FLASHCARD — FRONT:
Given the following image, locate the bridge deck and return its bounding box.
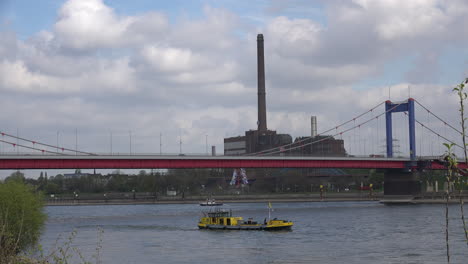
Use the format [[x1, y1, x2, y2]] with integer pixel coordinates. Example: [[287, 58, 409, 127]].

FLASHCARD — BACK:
[[0, 155, 461, 170]]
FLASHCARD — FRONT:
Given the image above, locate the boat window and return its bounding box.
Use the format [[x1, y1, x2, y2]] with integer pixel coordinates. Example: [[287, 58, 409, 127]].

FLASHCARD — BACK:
[[227, 218, 231, 225]]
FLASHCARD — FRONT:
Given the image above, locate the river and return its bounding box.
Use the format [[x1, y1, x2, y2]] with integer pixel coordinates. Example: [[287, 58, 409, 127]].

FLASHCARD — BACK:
[[40, 202, 467, 263]]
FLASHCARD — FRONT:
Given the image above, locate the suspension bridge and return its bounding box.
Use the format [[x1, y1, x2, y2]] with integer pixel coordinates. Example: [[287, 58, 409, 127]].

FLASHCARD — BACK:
[[0, 98, 465, 167], [0, 98, 466, 196]]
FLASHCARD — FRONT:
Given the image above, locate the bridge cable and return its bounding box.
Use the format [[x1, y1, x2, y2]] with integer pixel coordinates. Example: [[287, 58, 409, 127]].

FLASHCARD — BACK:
[[245, 101, 385, 156], [403, 112, 464, 151], [0, 131, 96, 155], [253, 101, 404, 156], [258, 102, 400, 156], [260, 106, 401, 156], [0, 139, 70, 155], [415, 100, 463, 135]]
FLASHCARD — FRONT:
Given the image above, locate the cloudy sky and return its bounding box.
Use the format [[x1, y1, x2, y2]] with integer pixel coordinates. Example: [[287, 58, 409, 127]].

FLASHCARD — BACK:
[[1, 0, 468, 177]]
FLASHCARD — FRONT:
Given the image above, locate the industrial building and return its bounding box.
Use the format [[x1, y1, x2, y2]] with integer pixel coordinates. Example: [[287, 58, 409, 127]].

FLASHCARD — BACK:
[[290, 135, 346, 156], [224, 34, 345, 157]]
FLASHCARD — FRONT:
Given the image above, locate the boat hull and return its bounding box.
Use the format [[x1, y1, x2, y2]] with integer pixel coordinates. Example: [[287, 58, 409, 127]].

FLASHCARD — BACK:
[[198, 223, 292, 231]]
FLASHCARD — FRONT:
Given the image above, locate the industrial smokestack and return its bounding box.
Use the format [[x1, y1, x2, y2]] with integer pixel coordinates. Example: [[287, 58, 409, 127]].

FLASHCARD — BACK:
[[257, 34, 267, 132], [311, 116, 317, 137]]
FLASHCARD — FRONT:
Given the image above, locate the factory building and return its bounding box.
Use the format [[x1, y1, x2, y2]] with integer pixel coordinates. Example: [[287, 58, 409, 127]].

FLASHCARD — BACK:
[[223, 34, 345, 157], [224, 136, 246, 155], [244, 130, 292, 154], [290, 135, 346, 157]]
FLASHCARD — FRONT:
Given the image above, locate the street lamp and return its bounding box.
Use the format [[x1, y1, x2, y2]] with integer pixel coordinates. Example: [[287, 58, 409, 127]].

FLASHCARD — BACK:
[[56, 131, 59, 153], [110, 131, 113, 155], [129, 130, 132, 155], [179, 134, 182, 154], [75, 128, 78, 155]]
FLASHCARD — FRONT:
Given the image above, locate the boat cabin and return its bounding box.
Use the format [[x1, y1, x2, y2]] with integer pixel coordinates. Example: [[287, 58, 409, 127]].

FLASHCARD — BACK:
[[199, 210, 244, 226]]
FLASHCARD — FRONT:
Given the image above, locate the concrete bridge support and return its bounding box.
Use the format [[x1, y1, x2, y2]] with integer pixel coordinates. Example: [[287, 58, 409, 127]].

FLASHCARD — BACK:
[[384, 169, 421, 196]]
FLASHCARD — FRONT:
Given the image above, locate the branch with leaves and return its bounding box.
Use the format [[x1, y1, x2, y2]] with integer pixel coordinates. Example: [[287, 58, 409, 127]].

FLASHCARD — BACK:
[[452, 79, 468, 246]]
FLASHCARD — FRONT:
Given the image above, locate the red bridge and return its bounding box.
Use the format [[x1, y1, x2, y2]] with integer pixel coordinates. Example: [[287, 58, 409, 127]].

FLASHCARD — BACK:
[[0, 154, 463, 170]]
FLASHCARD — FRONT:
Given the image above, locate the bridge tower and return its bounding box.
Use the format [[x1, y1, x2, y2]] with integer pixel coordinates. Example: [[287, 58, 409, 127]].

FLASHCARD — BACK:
[[384, 98, 420, 198], [385, 98, 416, 160]]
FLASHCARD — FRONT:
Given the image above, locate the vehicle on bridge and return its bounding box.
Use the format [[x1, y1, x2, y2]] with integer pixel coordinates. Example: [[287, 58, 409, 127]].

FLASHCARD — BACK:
[[197, 209, 293, 231]]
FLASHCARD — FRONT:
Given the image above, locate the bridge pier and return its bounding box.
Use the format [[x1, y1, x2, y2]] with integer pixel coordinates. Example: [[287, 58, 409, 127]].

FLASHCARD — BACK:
[[384, 169, 421, 197]]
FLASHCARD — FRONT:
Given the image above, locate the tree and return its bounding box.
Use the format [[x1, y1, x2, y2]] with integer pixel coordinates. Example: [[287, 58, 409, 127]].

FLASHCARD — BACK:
[[4, 171, 25, 183], [44, 182, 61, 195], [0, 180, 46, 261], [367, 169, 384, 189]]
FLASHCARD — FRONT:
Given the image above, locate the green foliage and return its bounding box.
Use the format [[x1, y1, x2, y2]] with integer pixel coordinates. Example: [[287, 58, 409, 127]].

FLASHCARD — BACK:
[[5, 171, 26, 183], [367, 170, 384, 189], [443, 143, 458, 171], [44, 183, 61, 195], [445, 77, 468, 261], [0, 180, 46, 260]]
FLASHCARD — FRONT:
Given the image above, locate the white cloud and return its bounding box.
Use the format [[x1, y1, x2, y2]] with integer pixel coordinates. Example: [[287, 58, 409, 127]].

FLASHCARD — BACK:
[[54, 0, 168, 50], [0, 60, 70, 93], [0, 57, 136, 94], [54, 0, 131, 49], [359, 0, 449, 40], [266, 16, 321, 57], [141, 45, 208, 72], [0, 0, 467, 164], [170, 6, 240, 51], [334, 0, 468, 43]]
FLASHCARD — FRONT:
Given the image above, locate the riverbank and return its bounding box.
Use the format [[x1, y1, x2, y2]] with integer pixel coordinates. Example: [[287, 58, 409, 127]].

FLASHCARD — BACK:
[[45, 192, 468, 206]]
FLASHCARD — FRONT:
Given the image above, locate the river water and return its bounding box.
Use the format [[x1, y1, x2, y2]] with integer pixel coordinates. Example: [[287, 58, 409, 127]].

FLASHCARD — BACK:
[[41, 202, 467, 264]]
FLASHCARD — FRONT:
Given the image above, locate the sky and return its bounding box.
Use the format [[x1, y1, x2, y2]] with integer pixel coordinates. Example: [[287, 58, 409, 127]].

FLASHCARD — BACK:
[[1, 0, 468, 178]]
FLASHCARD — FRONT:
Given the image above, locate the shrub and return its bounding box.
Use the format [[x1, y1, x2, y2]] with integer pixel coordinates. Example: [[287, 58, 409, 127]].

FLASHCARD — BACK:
[[0, 180, 46, 261]]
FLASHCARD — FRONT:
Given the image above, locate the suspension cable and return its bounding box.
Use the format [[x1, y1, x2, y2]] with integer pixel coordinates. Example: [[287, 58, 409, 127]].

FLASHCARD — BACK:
[[0, 131, 95, 155], [260, 108, 393, 156], [246, 101, 385, 156], [254, 101, 404, 156], [403, 112, 464, 150], [0, 139, 70, 155], [415, 99, 462, 135]]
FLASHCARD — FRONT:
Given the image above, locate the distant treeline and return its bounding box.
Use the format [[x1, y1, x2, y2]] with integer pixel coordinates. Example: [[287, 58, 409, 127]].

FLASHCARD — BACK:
[[4, 169, 228, 196], [3, 168, 454, 196]]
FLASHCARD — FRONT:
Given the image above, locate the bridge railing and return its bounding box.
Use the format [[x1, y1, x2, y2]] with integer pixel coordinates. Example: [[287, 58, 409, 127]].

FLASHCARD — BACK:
[[0, 151, 444, 160], [0, 151, 457, 163]]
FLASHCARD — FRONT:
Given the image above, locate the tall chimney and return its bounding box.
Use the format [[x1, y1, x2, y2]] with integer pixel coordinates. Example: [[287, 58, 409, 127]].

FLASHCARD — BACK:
[[311, 116, 317, 137], [257, 34, 267, 132]]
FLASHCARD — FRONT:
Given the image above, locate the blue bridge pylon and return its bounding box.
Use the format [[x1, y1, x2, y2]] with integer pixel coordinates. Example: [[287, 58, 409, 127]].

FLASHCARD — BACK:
[[385, 98, 416, 160]]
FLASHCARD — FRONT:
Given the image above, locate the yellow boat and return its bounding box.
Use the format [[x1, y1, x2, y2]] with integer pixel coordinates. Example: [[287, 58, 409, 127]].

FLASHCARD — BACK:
[[197, 209, 293, 231]]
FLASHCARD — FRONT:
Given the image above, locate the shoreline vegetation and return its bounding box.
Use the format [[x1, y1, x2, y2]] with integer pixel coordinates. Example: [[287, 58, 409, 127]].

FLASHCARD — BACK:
[[45, 192, 468, 206]]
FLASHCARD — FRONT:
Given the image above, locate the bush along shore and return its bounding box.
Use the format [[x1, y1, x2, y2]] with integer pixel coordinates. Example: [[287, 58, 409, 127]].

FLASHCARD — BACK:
[[1, 179, 106, 264]]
